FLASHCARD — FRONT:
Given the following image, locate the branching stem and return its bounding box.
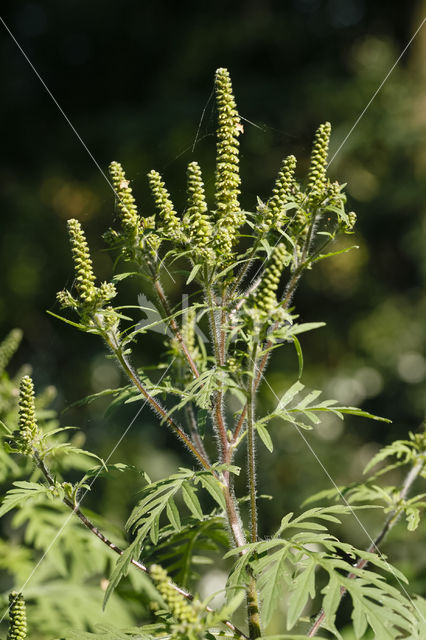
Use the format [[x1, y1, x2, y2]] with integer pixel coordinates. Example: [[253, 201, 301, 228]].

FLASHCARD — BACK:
[[33, 453, 248, 639], [308, 455, 425, 637], [104, 330, 211, 471]]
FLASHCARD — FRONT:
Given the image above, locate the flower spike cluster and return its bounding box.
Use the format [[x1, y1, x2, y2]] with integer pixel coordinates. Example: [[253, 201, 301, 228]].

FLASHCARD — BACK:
[[148, 170, 182, 241], [67, 217, 96, 303], [214, 67, 245, 256], [307, 121, 331, 203], [57, 219, 117, 314], [7, 592, 27, 640], [17, 375, 40, 454]]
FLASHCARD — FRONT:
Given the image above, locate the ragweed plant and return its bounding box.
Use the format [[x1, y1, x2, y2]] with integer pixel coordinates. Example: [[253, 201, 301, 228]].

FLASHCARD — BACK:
[[1, 68, 425, 639]]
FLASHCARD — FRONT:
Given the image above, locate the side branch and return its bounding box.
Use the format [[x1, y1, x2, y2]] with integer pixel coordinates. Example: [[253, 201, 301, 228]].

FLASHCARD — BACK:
[[308, 456, 425, 637], [105, 332, 211, 471], [34, 454, 248, 640]]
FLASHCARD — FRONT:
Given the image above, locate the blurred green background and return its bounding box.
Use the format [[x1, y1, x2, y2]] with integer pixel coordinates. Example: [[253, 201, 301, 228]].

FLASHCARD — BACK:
[[0, 0, 425, 636]]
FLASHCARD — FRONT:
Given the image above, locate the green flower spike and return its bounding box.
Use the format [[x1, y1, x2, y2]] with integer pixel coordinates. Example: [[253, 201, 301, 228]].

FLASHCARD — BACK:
[[253, 243, 287, 315], [307, 121, 331, 203], [184, 161, 213, 259], [150, 564, 202, 637], [66, 218, 97, 303], [263, 154, 297, 230], [148, 169, 182, 241], [57, 219, 117, 312], [109, 161, 140, 233], [17, 375, 39, 454], [7, 592, 27, 640], [214, 67, 245, 256], [0, 328, 23, 375]]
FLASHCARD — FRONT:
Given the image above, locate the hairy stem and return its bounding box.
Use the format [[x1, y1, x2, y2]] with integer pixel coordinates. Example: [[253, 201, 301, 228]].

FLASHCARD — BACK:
[[221, 479, 262, 640], [247, 344, 259, 544], [104, 331, 211, 471], [33, 454, 248, 639], [206, 282, 221, 365], [184, 403, 210, 465], [308, 456, 425, 637], [247, 577, 262, 640]]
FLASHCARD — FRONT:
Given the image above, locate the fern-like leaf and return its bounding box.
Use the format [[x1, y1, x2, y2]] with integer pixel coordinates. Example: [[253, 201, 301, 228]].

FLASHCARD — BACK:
[[0, 481, 53, 518]]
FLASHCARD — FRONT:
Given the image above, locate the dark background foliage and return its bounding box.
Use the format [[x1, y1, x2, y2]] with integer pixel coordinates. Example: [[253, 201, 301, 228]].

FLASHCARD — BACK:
[[0, 0, 425, 631]]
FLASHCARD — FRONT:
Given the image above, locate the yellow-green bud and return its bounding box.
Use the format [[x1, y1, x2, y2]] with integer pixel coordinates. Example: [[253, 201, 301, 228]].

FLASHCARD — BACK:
[[148, 170, 182, 241], [7, 592, 27, 640], [307, 122, 331, 203], [0, 328, 23, 375], [109, 161, 140, 232], [253, 244, 287, 314], [346, 211, 357, 230], [18, 376, 39, 453]]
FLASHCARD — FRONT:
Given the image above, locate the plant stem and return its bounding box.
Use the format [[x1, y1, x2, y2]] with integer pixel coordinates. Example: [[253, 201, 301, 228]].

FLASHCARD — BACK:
[[308, 456, 425, 637], [221, 478, 262, 640], [206, 280, 221, 365], [247, 343, 258, 544], [184, 404, 210, 465], [104, 331, 211, 471], [247, 578, 262, 639], [33, 454, 248, 639]]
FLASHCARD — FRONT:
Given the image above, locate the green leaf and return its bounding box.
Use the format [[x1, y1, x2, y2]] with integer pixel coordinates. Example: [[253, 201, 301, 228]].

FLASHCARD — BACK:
[[0, 481, 53, 518], [276, 381, 305, 410], [103, 539, 139, 609], [271, 381, 391, 430], [256, 422, 273, 452], [293, 335, 303, 378], [166, 496, 181, 531], [313, 245, 359, 263], [83, 463, 140, 481], [289, 322, 326, 336], [46, 310, 88, 331], [111, 271, 143, 283], [181, 481, 203, 520], [320, 572, 342, 638], [196, 473, 226, 510], [287, 558, 316, 629], [186, 263, 202, 284], [258, 544, 291, 627], [406, 506, 420, 531]]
